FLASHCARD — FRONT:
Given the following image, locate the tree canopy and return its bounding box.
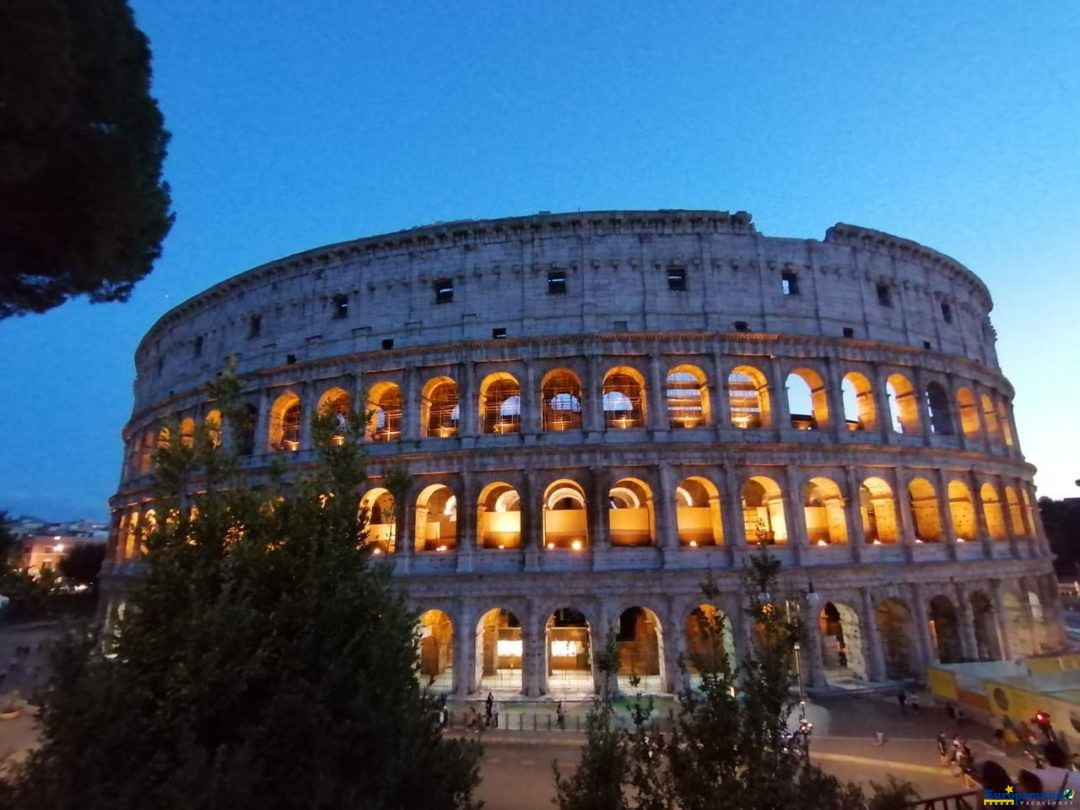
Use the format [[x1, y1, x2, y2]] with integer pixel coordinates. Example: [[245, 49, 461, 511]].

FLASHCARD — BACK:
[[0, 370, 482, 809], [0, 0, 173, 318]]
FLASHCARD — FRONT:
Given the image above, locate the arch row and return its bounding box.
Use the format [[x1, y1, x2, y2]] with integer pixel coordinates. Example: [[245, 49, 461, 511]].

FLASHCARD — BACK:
[[123, 358, 1020, 479]]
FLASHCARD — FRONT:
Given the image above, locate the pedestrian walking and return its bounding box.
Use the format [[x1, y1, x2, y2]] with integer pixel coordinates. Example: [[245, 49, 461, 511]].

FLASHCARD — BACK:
[[897, 690, 907, 715], [485, 691, 494, 724], [491, 700, 500, 730], [556, 701, 566, 730], [874, 731, 886, 746], [958, 743, 977, 789], [937, 732, 948, 766]]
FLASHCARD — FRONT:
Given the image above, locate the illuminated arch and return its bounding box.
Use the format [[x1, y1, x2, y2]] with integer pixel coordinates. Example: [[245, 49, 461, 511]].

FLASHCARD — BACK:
[[786, 367, 828, 430], [803, 477, 847, 545], [602, 367, 646, 429], [475, 608, 524, 694], [367, 382, 402, 442], [479, 372, 521, 435], [947, 479, 977, 542], [841, 372, 876, 431], [980, 483, 1007, 541], [685, 604, 735, 678], [908, 477, 943, 541], [925, 381, 954, 436], [318, 387, 351, 445], [541, 369, 583, 431], [359, 487, 396, 554], [545, 607, 593, 696], [477, 481, 521, 549], [666, 364, 710, 429], [608, 478, 654, 547], [981, 394, 1000, 441], [179, 418, 196, 448], [886, 374, 920, 435], [204, 410, 222, 448], [415, 484, 458, 552], [956, 387, 980, 437], [542, 478, 588, 550], [860, 477, 899, 544], [928, 595, 963, 663], [742, 475, 787, 544], [676, 476, 722, 547], [819, 601, 868, 681], [1005, 486, 1025, 537], [421, 377, 459, 438], [876, 598, 918, 679], [417, 609, 454, 693], [997, 399, 1015, 447], [616, 606, 666, 694], [269, 391, 302, 452], [728, 366, 771, 429]]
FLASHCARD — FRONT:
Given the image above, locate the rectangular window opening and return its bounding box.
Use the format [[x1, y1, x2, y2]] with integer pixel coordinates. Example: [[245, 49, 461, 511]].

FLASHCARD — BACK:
[[667, 266, 687, 291], [193, 336, 203, 358], [248, 314, 262, 339], [842, 327, 855, 339], [923, 340, 933, 350], [492, 327, 507, 340], [332, 294, 349, 319], [781, 272, 799, 296], [286, 353, 297, 365], [434, 278, 454, 304], [381, 338, 394, 350], [734, 321, 749, 333], [941, 302, 953, 323], [547, 270, 567, 295], [876, 283, 892, 307], [613, 320, 629, 333]]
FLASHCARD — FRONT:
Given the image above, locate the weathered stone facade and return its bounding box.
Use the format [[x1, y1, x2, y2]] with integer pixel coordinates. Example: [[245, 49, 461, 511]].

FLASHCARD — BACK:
[[105, 210, 1063, 698]]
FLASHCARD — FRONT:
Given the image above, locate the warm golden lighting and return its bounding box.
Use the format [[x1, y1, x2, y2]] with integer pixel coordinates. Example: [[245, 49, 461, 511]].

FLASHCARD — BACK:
[[816, 539, 828, 546], [688, 540, 698, 547], [546, 542, 555, 549], [372, 547, 382, 555], [570, 539, 583, 551], [436, 544, 448, 552], [873, 539, 882, 545]]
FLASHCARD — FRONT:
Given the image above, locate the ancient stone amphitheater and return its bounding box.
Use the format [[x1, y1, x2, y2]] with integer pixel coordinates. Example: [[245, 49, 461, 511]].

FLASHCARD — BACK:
[[106, 210, 1063, 698]]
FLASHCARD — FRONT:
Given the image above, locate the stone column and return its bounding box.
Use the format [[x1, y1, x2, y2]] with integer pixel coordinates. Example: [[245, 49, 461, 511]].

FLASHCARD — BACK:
[[711, 352, 730, 436], [254, 387, 271, 455], [969, 469, 993, 558], [954, 582, 979, 661], [522, 470, 541, 572], [521, 361, 538, 437], [459, 361, 477, 438], [934, 468, 959, 555], [912, 368, 934, 446], [454, 602, 478, 698], [821, 357, 846, 439], [860, 589, 888, 681], [657, 464, 679, 565], [299, 381, 316, 453], [803, 598, 828, 688], [585, 355, 604, 435], [893, 471, 916, 562], [402, 365, 420, 441], [910, 583, 935, 668], [872, 364, 895, 443], [722, 464, 746, 567], [592, 601, 615, 698], [524, 600, 543, 697], [844, 467, 865, 562], [661, 601, 686, 694], [589, 466, 610, 554], [457, 472, 477, 573], [769, 356, 791, 433], [988, 580, 1013, 661], [392, 482, 417, 573], [1003, 476, 1021, 559], [647, 353, 668, 433], [783, 466, 807, 565]]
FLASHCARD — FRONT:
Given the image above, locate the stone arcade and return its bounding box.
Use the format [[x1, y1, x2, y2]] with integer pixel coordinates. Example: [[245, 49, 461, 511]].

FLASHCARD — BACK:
[[104, 210, 1065, 699]]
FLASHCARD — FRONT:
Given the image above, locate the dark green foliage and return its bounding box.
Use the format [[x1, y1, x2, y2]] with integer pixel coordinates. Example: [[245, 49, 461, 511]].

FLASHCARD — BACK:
[[0, 366, 482, 809], [0, 510, 16, 566], [0, 0, 173, 318], [1040, 497, 1080, 576], [553, 548, 918, 810], [57, 543, 106, 585]]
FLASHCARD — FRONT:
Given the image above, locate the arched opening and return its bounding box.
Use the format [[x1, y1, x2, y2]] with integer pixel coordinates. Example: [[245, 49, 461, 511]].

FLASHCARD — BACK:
[[997, 399, 1015, 447], [608, 478, 654, 547], [803, 477, 848, 545], [415, 484, 457, 552], [541, 369, 583, 432], [861, 477, 899, 544], [1005, 486, 1025, 537], [908, 477, 943, 542], [421, 377, 459, 438], [820, 602, 868, 681], [729, 366, 771, 429], [137, 430, 155, 475], [543, 479, 588, 550], [786, 368, 828, 430], [742, 476, 787, 545], [948, 480, 977, 542], [477, 482, 521, 549], [875, 598, 918, 679], [479, 372, 521, 435], [981, 483, 1007, 540], [1001, 592, 1034, 657], [981, 394, 1000, 441], [928, 595, 964, 663], [603, 367, 646, 429], [616, 607, 665, 694], [475, 608, 523, 695], [359, 487, 396, 554], [676, 476, 723, 547], [546, 608, 593, 696], [685, 605, 735, 685], [269, 392, 302, 452], [926, 381, 954, 436], [319, 387, 351, 445], [841, 372, 876, 431], [957, 387, 980, 437], [417, 609, 454, 693], [666, 364, 710, 429], [204, 410, 222, 448], [886, 374, 920, 434], [366, 382, 402, 442], [970, 591, 1002, 661], [156, 426, 171, 453], [179, 417, 196, 448], [1021, 489, 1036, 539], [236, 403, 258, 456]]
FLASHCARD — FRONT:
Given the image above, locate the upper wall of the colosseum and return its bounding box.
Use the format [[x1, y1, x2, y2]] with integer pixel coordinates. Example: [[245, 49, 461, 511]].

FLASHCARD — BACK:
[[131, 211, 997, 409]]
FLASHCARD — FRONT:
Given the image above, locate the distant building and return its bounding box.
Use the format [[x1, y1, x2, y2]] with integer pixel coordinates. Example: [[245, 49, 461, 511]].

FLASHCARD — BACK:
[[19, 534, 107, 577]]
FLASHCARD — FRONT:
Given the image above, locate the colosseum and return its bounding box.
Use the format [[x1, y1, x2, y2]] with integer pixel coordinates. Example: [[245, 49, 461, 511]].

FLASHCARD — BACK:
[[105, 209, 1065, 699]]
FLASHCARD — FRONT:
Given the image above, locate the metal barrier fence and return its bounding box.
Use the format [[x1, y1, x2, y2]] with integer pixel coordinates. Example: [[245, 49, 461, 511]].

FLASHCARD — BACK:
[[905, 790, 981, 809]]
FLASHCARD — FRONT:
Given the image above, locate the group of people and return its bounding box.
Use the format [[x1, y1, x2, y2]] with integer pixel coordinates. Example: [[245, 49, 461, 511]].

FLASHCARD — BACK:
[[464, 692, 501, 732], [936, 731, 978, 788]]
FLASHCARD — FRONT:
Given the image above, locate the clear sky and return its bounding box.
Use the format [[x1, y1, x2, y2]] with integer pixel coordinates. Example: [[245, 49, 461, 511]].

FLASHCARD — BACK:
[[1, 1, 1078, 520]]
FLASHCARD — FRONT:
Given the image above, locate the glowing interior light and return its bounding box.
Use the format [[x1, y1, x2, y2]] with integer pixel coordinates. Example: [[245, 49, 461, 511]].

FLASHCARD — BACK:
[[372, 547, 382, 555], [688, 540, 698, 547], [956, 537, 965, 543], [550, 640, 581, 657], [915, 538, 924, 544], [546, 542, 555, 549], [816, 539, 828, 546], [496, 639, 523, 657], [872, 539, 882, 545], [436, 544, 447, 552], [570, 539, 583, 551]]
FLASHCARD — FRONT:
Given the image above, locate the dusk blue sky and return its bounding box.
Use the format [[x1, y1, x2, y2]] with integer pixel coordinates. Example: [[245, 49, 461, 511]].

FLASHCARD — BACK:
[[1, 1, 1078, 520]]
